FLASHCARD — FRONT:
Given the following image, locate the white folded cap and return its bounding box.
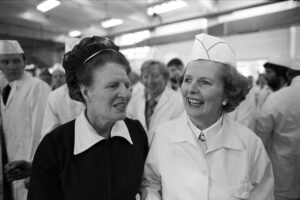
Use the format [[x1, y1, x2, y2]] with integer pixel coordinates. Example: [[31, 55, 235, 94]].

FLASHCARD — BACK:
[[290, 56, 300, 71], [0, 40, 24, 54], [65, 38, 80, 53], [265, 53, 290, 68], [189, 33, 236, 68], [50, 63, 65, 74]]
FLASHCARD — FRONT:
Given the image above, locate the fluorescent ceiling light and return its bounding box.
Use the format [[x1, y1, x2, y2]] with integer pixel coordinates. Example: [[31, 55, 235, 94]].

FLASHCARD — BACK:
[[147, 0, 187, 16], [37, 0, 61, 13], [68, 30, 82, 37], [101, 18, 123, 28]]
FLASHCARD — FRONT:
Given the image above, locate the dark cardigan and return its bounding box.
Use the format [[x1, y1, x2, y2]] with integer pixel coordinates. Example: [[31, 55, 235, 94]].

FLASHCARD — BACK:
[[27, 118, 148, 200]]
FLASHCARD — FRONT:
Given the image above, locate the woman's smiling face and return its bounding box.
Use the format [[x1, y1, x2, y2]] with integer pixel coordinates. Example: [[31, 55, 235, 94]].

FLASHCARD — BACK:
[[181, 60, 225, 128]]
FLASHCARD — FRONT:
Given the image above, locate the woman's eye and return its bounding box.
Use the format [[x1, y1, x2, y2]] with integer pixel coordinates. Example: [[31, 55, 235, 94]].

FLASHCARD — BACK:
[[108, 83, 118, 88], [199, 80, 211, 86], [183, 77, 192, 83]]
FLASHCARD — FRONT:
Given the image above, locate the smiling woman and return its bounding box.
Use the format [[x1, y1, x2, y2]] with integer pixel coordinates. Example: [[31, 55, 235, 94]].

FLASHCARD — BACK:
[[27, 36, 148, 200], [141, 34, 274, 200]]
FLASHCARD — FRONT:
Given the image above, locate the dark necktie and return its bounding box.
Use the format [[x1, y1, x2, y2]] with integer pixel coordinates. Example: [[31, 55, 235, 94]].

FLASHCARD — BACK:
[[2, 84, 11, 105], [145, 99, 157, 129]]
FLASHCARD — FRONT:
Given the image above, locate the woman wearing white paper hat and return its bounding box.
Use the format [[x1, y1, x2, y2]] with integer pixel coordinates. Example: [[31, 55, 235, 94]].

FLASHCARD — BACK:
[[141, 34, 274, 200], [256, 56, 300, 200]]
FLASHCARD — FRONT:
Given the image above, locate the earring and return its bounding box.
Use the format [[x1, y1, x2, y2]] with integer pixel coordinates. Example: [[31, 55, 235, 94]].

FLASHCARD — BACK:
[[222, 101, 227, 106]]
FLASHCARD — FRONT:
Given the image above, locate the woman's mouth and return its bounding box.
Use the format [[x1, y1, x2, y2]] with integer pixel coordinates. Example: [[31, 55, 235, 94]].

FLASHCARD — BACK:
[[187, 97, 204, 106], [114, 102, 127, 111]]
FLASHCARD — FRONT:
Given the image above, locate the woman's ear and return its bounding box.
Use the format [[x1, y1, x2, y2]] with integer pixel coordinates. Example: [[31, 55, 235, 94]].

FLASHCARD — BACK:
[[222, 95, 229, 106], [80, 84, 91, 103]]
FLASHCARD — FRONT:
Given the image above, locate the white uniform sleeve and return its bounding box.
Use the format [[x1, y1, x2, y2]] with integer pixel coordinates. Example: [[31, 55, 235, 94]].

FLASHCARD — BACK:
[[249, 138, 274, 200], [41, 92, 60, 139], [141, 131, 162, 200], [255, 95, 277, 146], [29, 81, 51, 161]]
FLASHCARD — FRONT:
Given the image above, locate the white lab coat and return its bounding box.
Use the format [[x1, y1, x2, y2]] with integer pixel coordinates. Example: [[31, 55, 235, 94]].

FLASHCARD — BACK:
[[141, 113, 274, 200], [1, 73, 50, 200], [229, 86, 256, 131], [255, 76, 300, 200], [127, 87, 184, 144], [256, 85, 273, 110], [41, 84, 84, 138]]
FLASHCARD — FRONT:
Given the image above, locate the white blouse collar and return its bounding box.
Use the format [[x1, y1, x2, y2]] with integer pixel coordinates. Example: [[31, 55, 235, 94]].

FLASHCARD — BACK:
[[74, 111, 133, 155]]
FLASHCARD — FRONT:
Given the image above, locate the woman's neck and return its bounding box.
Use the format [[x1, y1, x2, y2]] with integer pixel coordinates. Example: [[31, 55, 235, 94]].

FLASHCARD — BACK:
[[190, 112, 222, 131], [85, 109, 113, 139]]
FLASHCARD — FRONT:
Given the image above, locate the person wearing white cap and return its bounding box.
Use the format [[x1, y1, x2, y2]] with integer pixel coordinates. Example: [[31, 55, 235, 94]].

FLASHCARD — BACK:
[[0, 40, 51, 200], [41, 39, 84, 139], [256, 54, 290, 110], [50, 63, 66, 90], [255, 56, 300, 200], [141, 33, 274, 200]]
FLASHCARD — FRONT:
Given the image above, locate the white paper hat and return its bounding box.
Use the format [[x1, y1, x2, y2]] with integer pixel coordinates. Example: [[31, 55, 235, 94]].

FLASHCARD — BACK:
[[265, 53, 290, 68], [189, 33, 236, 68], [290, 56, 300, 71], [50, 63, 65, 74], [65, 38, 80, 53], [0, 40, 24, 54]]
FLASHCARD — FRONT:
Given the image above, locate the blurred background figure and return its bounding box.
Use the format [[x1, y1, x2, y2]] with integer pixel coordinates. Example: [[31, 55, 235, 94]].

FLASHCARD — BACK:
[[0, 71, 7, 92], [127, 59, 184, 144], [255, 56, 300, 200], [128, 71, 144, 99], [254, 73, 267, 104], [256, 54, 290, 110], [41, 40, 84, 138], [0, 40, 50, 200], [50, 63, 66, 90], [247, 75, 254, 88], [167, 58, 184, 91], [37, 68, 52, 87]]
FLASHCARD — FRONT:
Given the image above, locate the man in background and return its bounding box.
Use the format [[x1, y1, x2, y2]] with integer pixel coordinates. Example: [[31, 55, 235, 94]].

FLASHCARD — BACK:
[[167, 58, 184, 91], [256, 56, 300, 200], [256, 54, 290, 109], [0, 40, 50, 200]]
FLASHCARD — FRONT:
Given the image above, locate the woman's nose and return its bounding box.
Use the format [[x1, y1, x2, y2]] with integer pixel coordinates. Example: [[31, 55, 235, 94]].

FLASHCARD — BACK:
[[187, 80, 198, 93], [118, 83, 131, 97]]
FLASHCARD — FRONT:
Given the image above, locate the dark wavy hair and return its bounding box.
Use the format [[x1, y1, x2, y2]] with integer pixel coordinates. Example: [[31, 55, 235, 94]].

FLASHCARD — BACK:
[[179, 60, 250, 113], [219, 63, 250, 112], [63, 36, 130, 103], [263, 62, 288, 82]]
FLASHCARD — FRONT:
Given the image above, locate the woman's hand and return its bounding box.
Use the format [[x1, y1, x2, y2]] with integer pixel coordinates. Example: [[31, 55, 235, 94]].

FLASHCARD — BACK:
[[4, 160, 31, 182]]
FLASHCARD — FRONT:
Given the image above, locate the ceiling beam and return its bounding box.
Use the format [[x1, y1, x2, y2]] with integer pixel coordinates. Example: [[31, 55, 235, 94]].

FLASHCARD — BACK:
[[120, 6, 300, 49], [108, 1, 277, 38]]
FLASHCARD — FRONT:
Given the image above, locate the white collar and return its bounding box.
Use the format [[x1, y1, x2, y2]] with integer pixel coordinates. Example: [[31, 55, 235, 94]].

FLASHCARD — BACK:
[[187, 115, 223, 146], [74, 111, 133, 155]]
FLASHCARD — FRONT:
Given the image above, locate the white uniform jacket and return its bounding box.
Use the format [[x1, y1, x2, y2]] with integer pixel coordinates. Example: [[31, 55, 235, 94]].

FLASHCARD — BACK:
[[141, 113, 274, 200], [1, 73, 50, 200], [255, 76, 300, 199], [127, 87, 184, 144], [41, 84, 84, 138]]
